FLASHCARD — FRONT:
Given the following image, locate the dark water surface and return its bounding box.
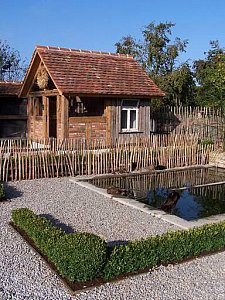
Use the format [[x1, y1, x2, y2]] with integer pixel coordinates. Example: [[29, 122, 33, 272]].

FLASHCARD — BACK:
[[89, 167, 225, 221]]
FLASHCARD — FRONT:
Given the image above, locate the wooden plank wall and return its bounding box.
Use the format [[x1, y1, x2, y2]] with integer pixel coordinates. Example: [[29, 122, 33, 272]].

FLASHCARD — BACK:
[[110, 98, 151, 140]]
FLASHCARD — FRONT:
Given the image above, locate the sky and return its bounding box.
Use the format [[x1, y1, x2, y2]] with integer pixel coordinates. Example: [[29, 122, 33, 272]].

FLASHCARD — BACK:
[[1, 0, 225, 65]]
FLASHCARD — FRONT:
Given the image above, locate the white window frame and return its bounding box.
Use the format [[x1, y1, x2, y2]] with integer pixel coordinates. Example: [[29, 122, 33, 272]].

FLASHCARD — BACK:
[[121, 99, 139, 132]]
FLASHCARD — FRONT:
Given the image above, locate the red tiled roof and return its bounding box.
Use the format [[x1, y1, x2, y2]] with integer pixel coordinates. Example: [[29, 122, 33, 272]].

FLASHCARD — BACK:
[[0, 81, 22, 96], [35, 46, 165, 97]]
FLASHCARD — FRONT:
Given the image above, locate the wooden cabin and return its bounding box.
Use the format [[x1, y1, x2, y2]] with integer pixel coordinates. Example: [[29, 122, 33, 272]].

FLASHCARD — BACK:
[[0, 81, 27, 138], [19, 45, 164, 142]]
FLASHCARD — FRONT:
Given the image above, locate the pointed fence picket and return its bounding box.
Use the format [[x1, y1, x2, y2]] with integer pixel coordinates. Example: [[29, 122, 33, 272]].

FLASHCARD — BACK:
[[0, 134, 215, 182]]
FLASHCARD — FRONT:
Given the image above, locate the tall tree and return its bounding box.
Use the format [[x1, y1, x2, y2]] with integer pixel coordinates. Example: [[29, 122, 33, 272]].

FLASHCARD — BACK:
[[194, 40, 225, 106], [157, 63, 195, 106], [0, 40, 26, 81], [116, 22, 188, 77], [141, 22, 188, 76], [115, 35, 140, 57], [115, 22, 194, 105]]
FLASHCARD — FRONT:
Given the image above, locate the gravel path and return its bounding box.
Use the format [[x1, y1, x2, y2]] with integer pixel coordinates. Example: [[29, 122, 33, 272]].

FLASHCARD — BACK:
[[1, 177, 225, 299]]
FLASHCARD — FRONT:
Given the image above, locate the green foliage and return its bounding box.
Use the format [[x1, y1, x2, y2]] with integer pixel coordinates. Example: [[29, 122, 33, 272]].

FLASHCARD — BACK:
[[141, 22, 188, 76], [103, 222, 225, 279], [11, 208, 107, 282], [115, 22, 196, 105], [116, 22, 188, 77], [12, 208, 225, 283], [0, 183, 5, 199], [154, 63, 195, 106], [116, 24, 225, 106], [115, 35, 140, 58], [51, 233, 107, 281], [193, 40, 225, 107], [0, 40, 27, 81]]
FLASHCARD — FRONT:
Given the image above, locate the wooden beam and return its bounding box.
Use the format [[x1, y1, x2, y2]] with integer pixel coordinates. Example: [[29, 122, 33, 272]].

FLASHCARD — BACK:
[[27, 97, 33, 138], [33, 97, 38, 139], [29, 89, 59, 97], [61, 95, 65, 139], [61, 95, 69, 139], [69, 116, 106, 123], [65, 96, 69, 139], [0, 115, 27, 120], [104, 99, 111, 144], [20, 53, 41, 98], [42, 96, 49, 138], [56, 95, 61, 139]]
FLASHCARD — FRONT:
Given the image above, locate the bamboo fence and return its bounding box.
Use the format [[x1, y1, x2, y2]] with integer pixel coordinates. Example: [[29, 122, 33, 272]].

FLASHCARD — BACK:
[[0, 134, 214, 182]]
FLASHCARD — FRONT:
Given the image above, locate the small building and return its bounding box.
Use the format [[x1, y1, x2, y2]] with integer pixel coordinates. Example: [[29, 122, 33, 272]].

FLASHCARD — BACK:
[[0, 81, 27, 138], [19, 45, 164, 142]]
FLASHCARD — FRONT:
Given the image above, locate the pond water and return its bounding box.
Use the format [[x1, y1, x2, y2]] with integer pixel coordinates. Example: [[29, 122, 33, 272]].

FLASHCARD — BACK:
[[89, 167, 225, 221]]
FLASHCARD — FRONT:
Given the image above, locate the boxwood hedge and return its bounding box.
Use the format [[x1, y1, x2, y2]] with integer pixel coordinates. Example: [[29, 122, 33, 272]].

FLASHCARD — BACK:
[[11, 208, 107, 282], [11, 208, 225, 283], [103, 222, 225, 279]]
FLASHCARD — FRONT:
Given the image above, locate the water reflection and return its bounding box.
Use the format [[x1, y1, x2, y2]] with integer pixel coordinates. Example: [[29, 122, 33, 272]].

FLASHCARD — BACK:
[[145, 186, 225, 221], [173, 189, 202, 220], [90, 167, 225, 221]]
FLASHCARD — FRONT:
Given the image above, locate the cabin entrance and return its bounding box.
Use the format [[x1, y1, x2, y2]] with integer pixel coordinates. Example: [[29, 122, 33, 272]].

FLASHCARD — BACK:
[[49, 96, 57, 138]]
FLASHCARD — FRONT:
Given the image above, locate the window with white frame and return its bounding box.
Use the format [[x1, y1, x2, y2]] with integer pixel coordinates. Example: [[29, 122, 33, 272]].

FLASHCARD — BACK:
[[121, 100, 139, 131]]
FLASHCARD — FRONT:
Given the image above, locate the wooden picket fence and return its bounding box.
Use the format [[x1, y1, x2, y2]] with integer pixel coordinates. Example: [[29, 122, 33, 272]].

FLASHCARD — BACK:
[[0, 133, 201, 156], [0, 134, 215, 182], [151, 106, 224, 147]]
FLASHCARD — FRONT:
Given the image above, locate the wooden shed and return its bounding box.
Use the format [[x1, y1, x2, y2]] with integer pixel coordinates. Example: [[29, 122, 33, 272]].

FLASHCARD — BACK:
[[19, 45, 164, 142], [0, 81, 27, 138]]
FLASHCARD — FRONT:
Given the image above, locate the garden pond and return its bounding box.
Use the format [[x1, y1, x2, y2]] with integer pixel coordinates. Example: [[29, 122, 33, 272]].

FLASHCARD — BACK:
[[89, 167, 225, 221]]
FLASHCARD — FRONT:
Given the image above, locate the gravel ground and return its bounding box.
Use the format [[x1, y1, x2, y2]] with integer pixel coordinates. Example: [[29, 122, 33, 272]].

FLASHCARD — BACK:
[[1, 177, 225, 300]]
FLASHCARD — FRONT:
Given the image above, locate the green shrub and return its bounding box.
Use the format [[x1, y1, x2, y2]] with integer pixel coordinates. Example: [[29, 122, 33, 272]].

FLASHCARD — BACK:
[[12, 208, 225, 283], [0, 183, 5, 200], [11, 208, 106, 282], [50, 233, 106, 281], [103, 222, 225, 279]]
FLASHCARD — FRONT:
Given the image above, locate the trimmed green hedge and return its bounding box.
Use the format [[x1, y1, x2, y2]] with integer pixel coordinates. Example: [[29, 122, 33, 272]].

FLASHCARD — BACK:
[[11, 208, 225, 283], [0, 183, 4, 200], [103, 222, 225, 279], [11, 208, 106, 282]]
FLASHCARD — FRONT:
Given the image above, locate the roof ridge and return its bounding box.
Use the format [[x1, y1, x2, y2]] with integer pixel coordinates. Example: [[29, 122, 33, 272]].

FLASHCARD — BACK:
[[36, 45, 133, 58]]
